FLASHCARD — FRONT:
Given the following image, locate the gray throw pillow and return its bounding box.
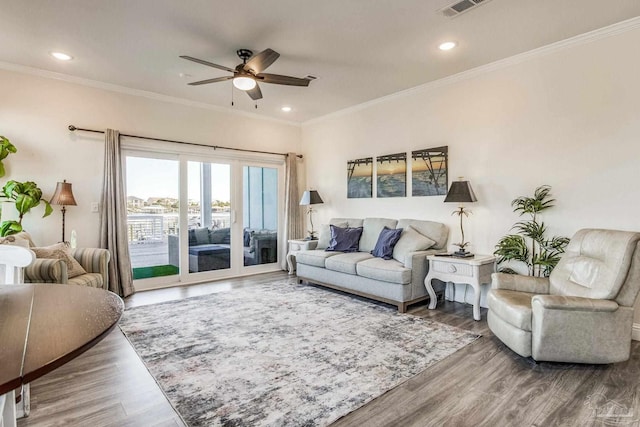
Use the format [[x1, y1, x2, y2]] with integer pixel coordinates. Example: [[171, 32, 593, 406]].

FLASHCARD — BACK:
[[392, 226, 436, 264]]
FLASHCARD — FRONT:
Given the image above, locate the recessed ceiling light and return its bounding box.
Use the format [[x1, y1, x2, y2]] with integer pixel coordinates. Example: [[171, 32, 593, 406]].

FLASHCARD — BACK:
[[50, 51, 73, 61], [281, 106, 292, 112], [438, 42, 457, 51]]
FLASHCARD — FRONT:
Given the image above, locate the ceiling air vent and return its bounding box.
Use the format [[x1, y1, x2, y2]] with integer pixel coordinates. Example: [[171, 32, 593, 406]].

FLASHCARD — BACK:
[[440, 0, 492, 18]]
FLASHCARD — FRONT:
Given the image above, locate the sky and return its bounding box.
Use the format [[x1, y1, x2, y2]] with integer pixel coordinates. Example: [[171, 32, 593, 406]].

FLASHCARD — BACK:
[[126, 157, 231, 202]]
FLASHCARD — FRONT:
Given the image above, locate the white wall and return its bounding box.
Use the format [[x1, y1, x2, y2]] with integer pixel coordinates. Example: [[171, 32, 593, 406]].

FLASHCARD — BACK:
[[0, 68, 301, 248], [302, 26, 640, 325]]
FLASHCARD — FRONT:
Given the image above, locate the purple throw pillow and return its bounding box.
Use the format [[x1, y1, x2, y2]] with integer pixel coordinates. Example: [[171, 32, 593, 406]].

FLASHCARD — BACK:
[[371, 226, 403, 260], [326, 225, 363, 252]]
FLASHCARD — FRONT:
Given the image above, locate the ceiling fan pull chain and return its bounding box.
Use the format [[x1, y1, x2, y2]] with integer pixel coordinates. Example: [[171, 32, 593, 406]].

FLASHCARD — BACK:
[[231, 83, 234, 106]]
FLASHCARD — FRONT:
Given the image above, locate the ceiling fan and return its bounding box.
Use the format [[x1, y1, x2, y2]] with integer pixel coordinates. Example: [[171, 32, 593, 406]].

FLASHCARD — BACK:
[[180, 48, 312, 101]]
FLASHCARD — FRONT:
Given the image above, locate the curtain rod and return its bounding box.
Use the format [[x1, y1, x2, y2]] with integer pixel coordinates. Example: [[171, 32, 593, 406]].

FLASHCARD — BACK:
[[68, 125, 303, 159]]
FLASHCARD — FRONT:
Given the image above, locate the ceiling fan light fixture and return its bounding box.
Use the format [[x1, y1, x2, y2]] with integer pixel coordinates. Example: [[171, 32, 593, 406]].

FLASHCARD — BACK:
[[281, 106, 292, 112], [233, 76, 256, 91]]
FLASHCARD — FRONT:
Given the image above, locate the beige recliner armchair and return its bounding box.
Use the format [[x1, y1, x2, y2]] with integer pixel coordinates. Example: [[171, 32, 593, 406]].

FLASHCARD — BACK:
[[488, 229, 640, 364]]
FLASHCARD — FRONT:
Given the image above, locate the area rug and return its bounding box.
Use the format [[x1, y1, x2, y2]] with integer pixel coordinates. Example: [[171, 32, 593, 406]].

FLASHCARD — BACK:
[[119, 280, 479, 426]]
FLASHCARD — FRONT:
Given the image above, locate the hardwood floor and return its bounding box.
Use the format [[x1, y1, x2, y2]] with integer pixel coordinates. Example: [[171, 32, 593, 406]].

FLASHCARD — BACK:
[[18, 271, 640, 426]]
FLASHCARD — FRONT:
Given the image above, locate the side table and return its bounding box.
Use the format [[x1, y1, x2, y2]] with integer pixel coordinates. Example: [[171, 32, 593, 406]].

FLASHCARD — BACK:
[[424, 254, 496, 321], [287, 239, 318, 274]]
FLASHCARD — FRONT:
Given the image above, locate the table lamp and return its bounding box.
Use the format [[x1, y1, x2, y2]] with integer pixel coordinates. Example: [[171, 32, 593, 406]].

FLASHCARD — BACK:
[[444, 178, 477, 257], [299, 190, 323, 240]]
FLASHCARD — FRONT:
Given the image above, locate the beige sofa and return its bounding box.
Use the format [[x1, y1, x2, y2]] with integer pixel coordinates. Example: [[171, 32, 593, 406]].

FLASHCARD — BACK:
[[488, 228, 640, 363], [296, 217, 448, 312]]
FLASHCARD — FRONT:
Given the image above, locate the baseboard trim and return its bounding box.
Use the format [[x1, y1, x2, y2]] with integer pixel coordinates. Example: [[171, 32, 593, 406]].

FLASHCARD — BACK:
[[633, 323, 640, 341]]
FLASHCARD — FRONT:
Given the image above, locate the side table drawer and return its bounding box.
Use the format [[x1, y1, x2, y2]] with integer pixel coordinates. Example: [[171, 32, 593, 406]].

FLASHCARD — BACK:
[[432, 261, 473, 277]]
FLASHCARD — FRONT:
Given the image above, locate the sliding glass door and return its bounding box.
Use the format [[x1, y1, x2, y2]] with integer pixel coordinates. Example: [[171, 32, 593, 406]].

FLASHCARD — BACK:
[[243, 165, 279, 267], [125, 149, 283, 289], [125, 155, 180, 281], [187, 161, 232, 274]]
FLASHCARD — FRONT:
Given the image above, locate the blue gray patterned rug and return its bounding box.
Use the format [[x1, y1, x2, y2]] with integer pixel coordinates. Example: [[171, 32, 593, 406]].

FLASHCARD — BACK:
[[119, 280, 479, 426]]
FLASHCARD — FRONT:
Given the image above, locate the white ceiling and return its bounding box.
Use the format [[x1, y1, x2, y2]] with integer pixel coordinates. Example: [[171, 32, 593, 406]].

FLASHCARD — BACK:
[[1, 1, 639, 123]]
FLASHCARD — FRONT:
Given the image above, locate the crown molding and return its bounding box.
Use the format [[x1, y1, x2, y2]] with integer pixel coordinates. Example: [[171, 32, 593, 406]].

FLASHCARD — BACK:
[[303, 16, 640, 127], [0, 61, 299, 127]]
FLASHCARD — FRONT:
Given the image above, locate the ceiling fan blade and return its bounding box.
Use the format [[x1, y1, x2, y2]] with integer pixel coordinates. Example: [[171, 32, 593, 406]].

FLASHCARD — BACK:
[[257, 73, 311, 87], [243, 49, 280, 74], [246, 83, 263, 100], [188, 76, 234, 86], [180, 55, 234, 73]]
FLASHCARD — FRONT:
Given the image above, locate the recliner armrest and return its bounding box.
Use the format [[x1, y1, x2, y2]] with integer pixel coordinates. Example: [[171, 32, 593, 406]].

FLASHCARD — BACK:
[[532, 295, 619, 312], [491, 272, 550, 294], [24, 258, 68, 283]]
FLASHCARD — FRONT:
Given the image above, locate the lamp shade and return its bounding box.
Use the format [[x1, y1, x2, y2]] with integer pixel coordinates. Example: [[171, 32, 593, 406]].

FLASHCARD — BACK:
[[299, 190, 324, 206], [50, 180, 77, 206], [444, 181, 477, 203]]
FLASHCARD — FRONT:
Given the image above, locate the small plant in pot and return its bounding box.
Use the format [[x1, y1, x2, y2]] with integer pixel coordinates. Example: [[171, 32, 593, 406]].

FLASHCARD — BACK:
[[0, 180, 53, 236], [494, 185, 570, 277]]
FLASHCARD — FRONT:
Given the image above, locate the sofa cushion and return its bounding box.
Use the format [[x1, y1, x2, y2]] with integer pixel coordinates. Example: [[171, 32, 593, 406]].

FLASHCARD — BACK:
[[487, 289, 535, 331], [359, 218, 398, 253], [68, 272, 103, 288], [392, 226, 436, 263], [317, 221, 348, 249], [296, 250, 341, 268], [210, 227, 230, 244], [193, 227, 210, 245], [32, 242, 87, 278], [330, 218, 364, 228], [0, 234, 31, 248], [397, 219, 448, 250], [326, 225, 363, 252], [325, 252, 374, 275], [371, 226, 403, 260], [356, 257, 411, 285]]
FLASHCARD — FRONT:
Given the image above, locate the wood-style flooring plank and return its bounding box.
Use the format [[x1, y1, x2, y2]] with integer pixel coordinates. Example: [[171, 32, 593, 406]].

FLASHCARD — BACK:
[[17, 271, 640, 427]]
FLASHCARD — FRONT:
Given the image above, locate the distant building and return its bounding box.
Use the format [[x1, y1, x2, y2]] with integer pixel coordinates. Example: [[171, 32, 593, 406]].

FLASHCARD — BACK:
[[127, 196, 145, 209]]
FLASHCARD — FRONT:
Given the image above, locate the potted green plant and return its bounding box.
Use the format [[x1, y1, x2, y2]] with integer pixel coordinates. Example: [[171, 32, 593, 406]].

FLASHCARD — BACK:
[[0, 180, 53, 236], [494, 185, 569, 277], [0, 135, 17, 177]]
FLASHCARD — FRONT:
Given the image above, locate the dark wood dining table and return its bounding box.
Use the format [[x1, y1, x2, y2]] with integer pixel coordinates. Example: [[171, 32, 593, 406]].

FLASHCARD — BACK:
[[0, 284, 123, 398]]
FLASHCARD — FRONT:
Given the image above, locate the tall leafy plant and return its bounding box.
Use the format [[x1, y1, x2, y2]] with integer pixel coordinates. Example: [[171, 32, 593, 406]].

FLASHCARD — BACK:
[[0, 180, 53, 236], [0, 135, 17, 177], [494, 185, 569, 277]]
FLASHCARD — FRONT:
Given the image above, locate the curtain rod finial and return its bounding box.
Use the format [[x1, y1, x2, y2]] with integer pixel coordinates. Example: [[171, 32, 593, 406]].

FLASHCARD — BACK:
[[68, 125, 77, 131]]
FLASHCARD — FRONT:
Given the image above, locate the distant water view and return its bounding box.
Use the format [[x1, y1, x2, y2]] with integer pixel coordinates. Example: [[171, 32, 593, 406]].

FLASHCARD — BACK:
[[377, 174, 406, 197], [412, 147, 448, 197], [412, 170, 447, 196], [377, 152, 406, 198], [347, 157, 373, 198]]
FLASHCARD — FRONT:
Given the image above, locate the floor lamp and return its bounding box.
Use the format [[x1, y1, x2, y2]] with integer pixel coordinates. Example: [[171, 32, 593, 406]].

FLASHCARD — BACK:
[[50, 179, 77, 243]]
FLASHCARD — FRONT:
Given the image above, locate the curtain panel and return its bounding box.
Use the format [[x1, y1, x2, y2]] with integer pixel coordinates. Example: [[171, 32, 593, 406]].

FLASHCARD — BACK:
[[99, 129, 135, 297], [281, 153, 304, 270]]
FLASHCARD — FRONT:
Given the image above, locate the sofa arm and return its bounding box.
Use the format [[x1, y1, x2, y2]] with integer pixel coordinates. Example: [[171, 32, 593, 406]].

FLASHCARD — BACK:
[[491, 272, 550, 294], [24, 258, 68, 284], [72, 248, 110, 284], [532, 295, 619, 312]]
